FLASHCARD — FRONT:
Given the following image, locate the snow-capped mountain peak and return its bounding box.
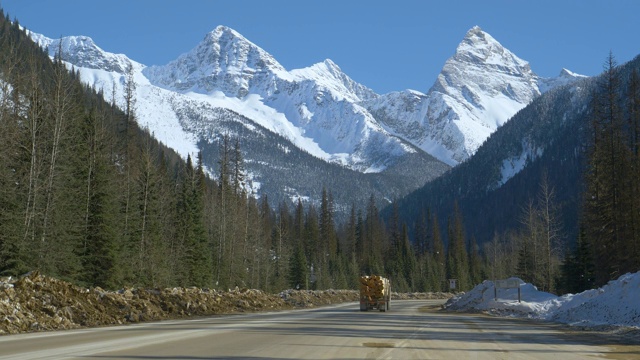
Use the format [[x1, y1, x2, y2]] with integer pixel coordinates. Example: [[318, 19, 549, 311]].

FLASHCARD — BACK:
[[415, 26, 542, 164], [27, 23, 586, 208], [203, 25, 285, 76], [454, 26, 530, 72], [210, 24, 242, 39], [559, 68, 579, 78], [538, 68, 589, 93], [29, 32, 132, 74], [291, 59, 378, 103], [443, 26, 536, 101], [366, 26, 586, 166], [292, 59, 346, 83], [143, 25, 292, 97]]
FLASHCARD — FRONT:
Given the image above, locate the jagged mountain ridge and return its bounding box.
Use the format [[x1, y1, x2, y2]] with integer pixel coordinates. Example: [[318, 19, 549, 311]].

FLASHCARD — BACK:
[[386, 49, 637, 246], [29, 26, 448, 214], [367, 26, 587, 165], [28, 24, 583, 212], [143, 26, 410, 173]]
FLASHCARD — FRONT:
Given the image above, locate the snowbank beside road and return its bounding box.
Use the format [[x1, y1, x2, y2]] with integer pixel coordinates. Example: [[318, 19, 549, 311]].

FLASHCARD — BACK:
[[443, 272, 640, 328]]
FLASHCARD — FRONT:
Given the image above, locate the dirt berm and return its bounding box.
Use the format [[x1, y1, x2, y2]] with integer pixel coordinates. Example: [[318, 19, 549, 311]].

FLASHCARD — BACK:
[[0, 271, 452, 335]]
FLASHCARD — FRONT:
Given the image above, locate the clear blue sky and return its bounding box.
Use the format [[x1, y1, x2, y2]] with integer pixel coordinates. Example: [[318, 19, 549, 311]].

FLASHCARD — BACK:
[[2, 0, 638, 94]]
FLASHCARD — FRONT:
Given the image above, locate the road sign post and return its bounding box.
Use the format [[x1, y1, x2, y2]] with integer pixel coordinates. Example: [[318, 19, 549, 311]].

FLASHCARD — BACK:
[[494, 279, 521, 302], [448, 279, 457, 291]]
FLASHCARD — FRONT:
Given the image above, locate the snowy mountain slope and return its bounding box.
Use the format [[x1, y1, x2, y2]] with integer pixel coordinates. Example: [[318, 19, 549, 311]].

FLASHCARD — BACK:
[[366, 26, 586, 166], [142, 26, 407, 172], [389, 63, 596, 246], [27, 24, 585, 212], [539, 68, 588, 93], [29, 32, 131, 74], [143, 26, 293, 97], [31, 25, 584, 172], [28, 28, 448, 214], [27, 31, 201, 158]]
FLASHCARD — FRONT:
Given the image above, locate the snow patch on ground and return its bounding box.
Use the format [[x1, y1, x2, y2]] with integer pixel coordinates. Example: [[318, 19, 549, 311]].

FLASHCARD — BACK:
[[500, 153, 527, 186], [498, 141, 543, 187], [444, 272, 640, 329]]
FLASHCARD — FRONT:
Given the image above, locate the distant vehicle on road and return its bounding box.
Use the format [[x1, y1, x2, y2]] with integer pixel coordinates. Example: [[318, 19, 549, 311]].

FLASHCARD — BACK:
[[359, 275, 390, 312]]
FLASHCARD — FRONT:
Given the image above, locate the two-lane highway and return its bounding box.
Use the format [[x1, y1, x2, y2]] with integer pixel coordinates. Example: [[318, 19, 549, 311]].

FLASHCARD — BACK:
[[0, 300, 637, 359]]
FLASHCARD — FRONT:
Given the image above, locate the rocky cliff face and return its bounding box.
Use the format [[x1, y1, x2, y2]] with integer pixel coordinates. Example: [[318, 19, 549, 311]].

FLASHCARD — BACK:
[[142, 26, 410, 172], [366, 26, 586, 165], [143, 26, 291, 97]]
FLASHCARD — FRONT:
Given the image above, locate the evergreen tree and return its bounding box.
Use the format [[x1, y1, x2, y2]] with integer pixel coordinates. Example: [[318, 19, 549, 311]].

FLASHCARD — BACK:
[[560, 225, 595, 294], [77, 110, 119, 288], [468, 236, 483, 287], [627, 69, 640, 272], [446, 202, 470, 291], [363, 195, 384, 276], [430, 212, 446, 292], [231, 138, 246, 194], [175, 155, 211, 287], [386, 202, 403, 280], [320, 187, 337, 260], [288, 239, 308, 289], [272, 201, 291, 290], [400, 223, 416, 290], [414, 208, 430, 257], [304, 203, 320, 289], [583, 53, 634, 285]]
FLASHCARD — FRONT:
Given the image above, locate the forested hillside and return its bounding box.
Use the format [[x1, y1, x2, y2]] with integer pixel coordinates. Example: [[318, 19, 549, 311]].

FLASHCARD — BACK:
[[2, 9, 637, 297], [0, 12, 428, 293], [389, 53, 640, 294]]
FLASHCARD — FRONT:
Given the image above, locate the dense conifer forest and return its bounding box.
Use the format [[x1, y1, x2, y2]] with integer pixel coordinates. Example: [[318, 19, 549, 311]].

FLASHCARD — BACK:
[[1, 10, 638, 295], [389, 52, 640, 294], [0, 13, 423, 293]]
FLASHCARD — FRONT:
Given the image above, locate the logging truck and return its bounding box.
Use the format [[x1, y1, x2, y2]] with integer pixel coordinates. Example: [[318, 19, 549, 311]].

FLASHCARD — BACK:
[[359, 275, 391, 312]]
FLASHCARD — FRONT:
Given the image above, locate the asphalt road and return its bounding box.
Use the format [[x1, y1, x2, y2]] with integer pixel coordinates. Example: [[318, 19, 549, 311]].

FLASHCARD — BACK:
[[0, 299, 638, 359]]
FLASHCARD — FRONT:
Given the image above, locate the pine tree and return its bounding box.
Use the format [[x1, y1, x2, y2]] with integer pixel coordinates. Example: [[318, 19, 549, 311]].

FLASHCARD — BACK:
[[583, 53, 632, 285], [77, 110, 119, 288], [627, 69, 640, 272], [560, 225, 595, 294], [288, 239, 308, 289], [446, 202, 470, 291], [304, 204, 320, 289], [386, 202, 403, 280], [363, 195, 384, 276], [317, 188, 337, 289], [231, 138, 246, 194], [320, 187, 337, 260], [273, 201, 291, 290], [175, 155, 211, 287], [354, 209, 365, 272], [428, 212, 446, 292], [400, 223, 416, 290], [468, 236, 483, 287], [216, 134, 232, 288], [414, 209, 430, 257], [343, 204, 357, 262], [38, 44, 79, 275]]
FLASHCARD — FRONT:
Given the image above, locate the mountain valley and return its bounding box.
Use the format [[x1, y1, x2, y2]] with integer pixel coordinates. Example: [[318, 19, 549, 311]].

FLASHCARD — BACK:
[[30, 25, 584, 212]]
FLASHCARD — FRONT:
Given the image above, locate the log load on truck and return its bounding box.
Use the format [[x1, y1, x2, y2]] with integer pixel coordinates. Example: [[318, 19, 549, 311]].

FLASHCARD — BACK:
[[359, 275, 390, 312]]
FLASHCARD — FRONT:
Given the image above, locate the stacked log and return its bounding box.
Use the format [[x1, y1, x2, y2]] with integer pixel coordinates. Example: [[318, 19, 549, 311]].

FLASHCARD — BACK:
[[359, 275, 388, 300]]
